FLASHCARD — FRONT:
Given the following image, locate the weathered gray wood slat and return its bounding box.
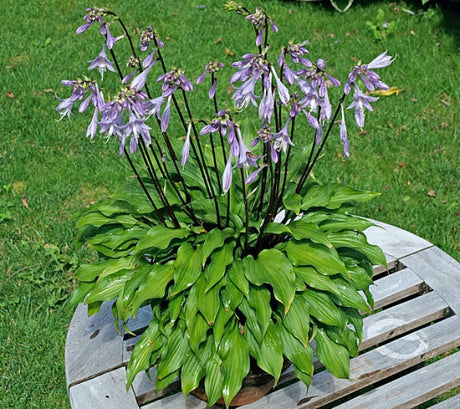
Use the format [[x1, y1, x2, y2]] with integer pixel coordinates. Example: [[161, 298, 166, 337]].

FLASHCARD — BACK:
[[69, 367, 139, 409], [364, 220, 432, 260], [402, 246, 460, 316], [369, 267, 425, 310], [332, 350, 460, 409], [66, 301, 123, 388], [429, 393, 460, 409], [361, 291, 450, 350], [238, 315, 460, 409]]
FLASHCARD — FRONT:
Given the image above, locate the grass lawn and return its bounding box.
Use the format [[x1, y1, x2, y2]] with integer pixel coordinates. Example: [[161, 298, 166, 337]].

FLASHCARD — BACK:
[[0, 0, 458, 407]]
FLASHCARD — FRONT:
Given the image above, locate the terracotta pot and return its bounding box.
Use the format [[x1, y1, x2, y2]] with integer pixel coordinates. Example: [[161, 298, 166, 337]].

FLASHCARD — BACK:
[[190, 360, 290, 407]]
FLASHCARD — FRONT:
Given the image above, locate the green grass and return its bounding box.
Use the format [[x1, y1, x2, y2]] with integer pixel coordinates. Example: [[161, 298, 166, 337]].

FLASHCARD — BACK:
[[0, 0, 458, 407]]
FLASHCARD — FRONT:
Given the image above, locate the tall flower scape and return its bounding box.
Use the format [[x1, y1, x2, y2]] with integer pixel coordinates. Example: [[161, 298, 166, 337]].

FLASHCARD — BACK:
[[58, 3, 392, 407]]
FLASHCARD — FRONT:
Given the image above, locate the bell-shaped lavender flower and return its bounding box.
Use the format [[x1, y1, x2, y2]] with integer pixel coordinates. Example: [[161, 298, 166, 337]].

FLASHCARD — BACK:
[[272, 117, 294, 158], [76, 7, 105, 34], [161, 96, 172, 132], [246, 8, 278, 47], [139, 26, 164, 52], [196, 60, 224, 99], [122, 112, 152, 154], [222, 153, 233, 193], [56, 79, 102, 120], [347, 88, 379, 128], [157, 69, 194, 98], [340, 103, 349, 158], [87, 45, 115, 80], [181, 123, 192, 167], [344, 51, 393, 95]]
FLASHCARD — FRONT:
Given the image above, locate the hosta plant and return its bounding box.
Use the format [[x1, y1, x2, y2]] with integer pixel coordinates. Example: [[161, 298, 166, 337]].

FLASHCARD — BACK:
[[58, 3, 391, 407]]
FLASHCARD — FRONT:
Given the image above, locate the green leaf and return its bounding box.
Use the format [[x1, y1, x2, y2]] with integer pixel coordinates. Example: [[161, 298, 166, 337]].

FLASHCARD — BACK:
[[327, 230, 386, 266], [288, 220, 332, 247], [75, 257, 133, 282], [276, 323, 313, 379], [181, 351, 205, 396], [247, 249, 296, 314], [135, 225, 189, 254], [315, 328, 350, 379], [196, 275, 221, 325], [303, 290, 345, 327], [331, 277, 371, 313], [326, 326, 360, 357], [220, 326, 250, 407], [213, 307, 234, 346], [85, 270, 132, 304], [156, 326, 189, 380], [227, 259, 249, 296], [170, 243, 202, 296], [221, 281, 243, 312], [255, 322, 284, 384], [328, 186, 380, 209], [126, 320, 162, 388], [131, 262, 175, 316], [201, 227, 235, 264], [204, 241, 235, 292], [264, 222, 292, 236], [300, 183, 335, 210], [116, 265, 150, 322], [187, 312, 210, 353], [283, 192, 302, 215], [283, 293, 310, 346], [77, 211, 138, 231], [285, 241, 348, 276], [204, 357, 224, 406], [319, 214, 374, 232], [295, 266, 342, 296]]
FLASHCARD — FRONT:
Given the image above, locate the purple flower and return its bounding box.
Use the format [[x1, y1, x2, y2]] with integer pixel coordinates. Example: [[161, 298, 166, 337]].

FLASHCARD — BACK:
[[130, 65, 154, 92], [161, 96, 172, 132], [122, 112, 152, 154], [87, 45, 115, 80], [347, 88, 379, 128], [196, 61, 224, 99], [340, 103, 349, 158], [272, 117, 294, 157], [139, 26, 164, 52], [56, 79, 102, 120], [246, 8, 278, 46], [345, 51, 393, 95], [158, 69, 194, 98], [222, 153, 233, 193], [181, 123, 192, 167], [76, 7, 105, 34], [259, 83, 274, 121], [233, 77, 259, 110]]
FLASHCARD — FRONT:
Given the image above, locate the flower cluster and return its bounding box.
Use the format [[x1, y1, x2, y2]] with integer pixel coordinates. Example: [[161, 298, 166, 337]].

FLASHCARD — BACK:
[[57, 3, 393, 227]]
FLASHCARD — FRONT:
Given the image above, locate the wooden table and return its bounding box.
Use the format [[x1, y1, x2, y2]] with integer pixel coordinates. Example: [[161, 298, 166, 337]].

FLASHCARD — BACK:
[[65, 220, 460, 408]]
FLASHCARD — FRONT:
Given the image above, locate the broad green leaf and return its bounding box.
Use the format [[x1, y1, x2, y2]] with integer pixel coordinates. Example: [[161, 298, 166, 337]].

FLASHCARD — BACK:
[[247, 249, 296, 314], [255, 322, 284, 384], [276, 323, 313, 378], [135, 225, 189, 254], [283, 192, 302, 215], [283, 293, 310, 346], [344, 262, 374, 291], [204, 242, 235, 292], [181, 351, 205, 396], [168, 292, 185, 324], [264, 222, 292, 236], [326, 326, 360, 357], [328, 186, 380, 209], [196, 275, 221, 325], [330, 277, 371, 313], [288, 220, 332, 247], [319, 214, 374, 232], [285, 241, 348, 276], [227, 260, 249, 296], [204, 357, 224, 406], [315, 328, 350, 379], [187, 312, 209, 353], [68, 281, 96, 306], [221, 281, 243, 312], [116, 265, 150, 322], [201, 227, 235, 264], [295, 266, 342, 296], [156, 326, 189, 380], [327, 230, 386, 266], [213, 306, 234, 346], [87, 226, 145, 252], [220, 327, 250, 407], [303, 290, 345, 327], [300, 183, 335, 210], [131, 262, 175, 316], [170, 243, 202, 296], [126, 320, 162, 388], [77, 211, 138, 231], [76, 257, 133, 282], [185, 285, 198, 330], [156, 368, 180, 391], [85, 270, 132, 304], [247, 286, 272, 341]]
